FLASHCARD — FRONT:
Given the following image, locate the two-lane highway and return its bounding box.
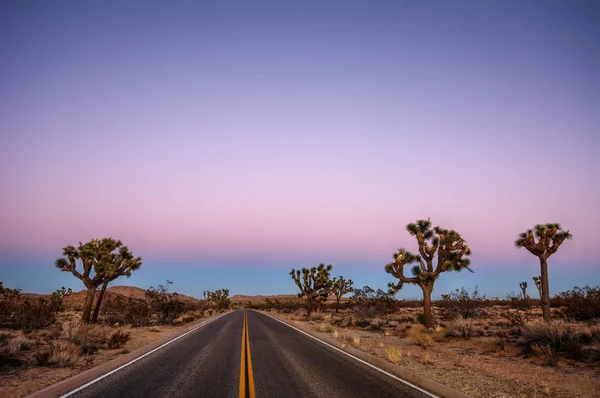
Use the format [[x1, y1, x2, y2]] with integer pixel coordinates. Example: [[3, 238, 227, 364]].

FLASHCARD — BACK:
[[65, 310, 433, 398]]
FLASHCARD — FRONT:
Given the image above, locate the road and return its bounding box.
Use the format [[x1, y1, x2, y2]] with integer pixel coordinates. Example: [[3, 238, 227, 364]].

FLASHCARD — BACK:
[[66, 310, 433, 398]]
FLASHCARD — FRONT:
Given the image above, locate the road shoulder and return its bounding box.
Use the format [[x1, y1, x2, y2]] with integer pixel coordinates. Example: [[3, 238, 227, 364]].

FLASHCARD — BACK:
[[257, 311, 472, 398]]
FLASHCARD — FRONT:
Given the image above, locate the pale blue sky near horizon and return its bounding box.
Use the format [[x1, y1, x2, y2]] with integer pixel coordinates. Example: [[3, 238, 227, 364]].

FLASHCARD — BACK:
[[1, 1, 599, 299]]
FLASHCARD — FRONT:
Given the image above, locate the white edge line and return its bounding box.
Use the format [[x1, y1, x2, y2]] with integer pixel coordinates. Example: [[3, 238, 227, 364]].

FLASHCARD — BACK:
[[258, 311, 438, 398], [61, 312, 231, 397]]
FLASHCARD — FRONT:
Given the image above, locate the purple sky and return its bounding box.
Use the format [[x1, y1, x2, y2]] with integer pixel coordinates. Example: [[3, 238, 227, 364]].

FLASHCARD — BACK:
[[1, 1, 599, 298]]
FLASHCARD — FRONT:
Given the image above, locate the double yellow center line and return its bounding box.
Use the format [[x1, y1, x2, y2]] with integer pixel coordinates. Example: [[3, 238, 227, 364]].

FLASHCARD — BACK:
[[239, 312, 255, 398]]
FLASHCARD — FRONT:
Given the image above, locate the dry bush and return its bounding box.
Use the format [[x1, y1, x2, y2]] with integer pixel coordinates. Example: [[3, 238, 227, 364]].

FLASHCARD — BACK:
[[332, 329, 339, 339], [445, 315, 474, 339], [107, 329, 131, 349], [0, 284, 55, 330], [34, 350, 51, 366], [439, 286, 486, 320], [408, 326, 435, 348], [63, 321, 110, 352], [49, 341, 81, 367], [521, 320, 583, 360], [317, 322, 334, 333], [352, 334, 361, 348], [7, 332, 33, 354], [420, 351, 435, 365], [482, 337, 505, 354], [531, 343, 557, 365], [385, 345, 402, 365], [102, 296, 152, 327], [308, 312, 324, 322], [554, 286, 600, 321]]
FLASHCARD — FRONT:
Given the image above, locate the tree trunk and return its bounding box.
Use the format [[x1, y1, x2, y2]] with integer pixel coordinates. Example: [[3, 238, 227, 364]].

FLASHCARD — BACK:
[[335, 296, 341, 313], [422, 286, 433, 329], [91, 281, 109, 323], [521, 288, 527, 300], [81, 286, 96, 323], [539, 256, 551, 322]]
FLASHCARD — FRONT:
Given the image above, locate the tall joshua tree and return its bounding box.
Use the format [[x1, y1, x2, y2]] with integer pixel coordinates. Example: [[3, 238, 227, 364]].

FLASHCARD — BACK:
[[290, 264, 333, 316], [519, 282, 528, 300], [515, 223, 572, 322], [55, 238, 142, 323], [532, 276, 542, 299], [332, 276, 354, 313], [385, 219, 472, 328]]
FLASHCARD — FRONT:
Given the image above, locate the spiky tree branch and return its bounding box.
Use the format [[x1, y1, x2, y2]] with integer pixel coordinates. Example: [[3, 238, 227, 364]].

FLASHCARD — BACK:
[[290, 263, 333, 315], [515, 223, 572, 321], [55, 238, 142, 323], [386, 218, 473, 328]]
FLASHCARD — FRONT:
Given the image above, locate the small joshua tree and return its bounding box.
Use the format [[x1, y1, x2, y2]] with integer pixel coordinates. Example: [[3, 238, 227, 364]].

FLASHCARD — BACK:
[[290, 264, 333, 316], [519, 282, 528, 300], [515, 223, 572, 322], [203, 289, 231, 311], [533, 276, 542, 299], [332, 276, 354, 313], [385, 218, 472, 328], [55, 238, 142, 323]]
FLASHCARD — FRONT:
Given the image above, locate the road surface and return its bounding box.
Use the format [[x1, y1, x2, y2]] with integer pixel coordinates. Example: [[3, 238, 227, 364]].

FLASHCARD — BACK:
[[66, 310, 432, 398]]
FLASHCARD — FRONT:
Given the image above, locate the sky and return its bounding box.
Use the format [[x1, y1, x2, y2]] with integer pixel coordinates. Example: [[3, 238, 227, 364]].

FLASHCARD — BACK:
[[1, 1, 599, 300]]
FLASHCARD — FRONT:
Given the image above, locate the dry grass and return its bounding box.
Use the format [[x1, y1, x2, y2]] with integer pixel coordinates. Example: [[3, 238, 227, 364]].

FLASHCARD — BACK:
[[521, 320, 577, 352], [385, 345, 402, 365], [107, 328, 131, 349], [49, 341, 81, 367], [316, 322, 334, 333], [445, 315, 474, 339], [331, 329, 339, 339], [352, 334, 361, 348], [7, 332, 33, 354], [408, 326, 435, 348], [62, 321, 110, 350], [531, 343, 557, 365]]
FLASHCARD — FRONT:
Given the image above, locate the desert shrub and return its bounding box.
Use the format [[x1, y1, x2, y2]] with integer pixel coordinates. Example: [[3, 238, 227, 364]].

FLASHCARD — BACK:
[[408, 326, 435, 348], [49, 341, 81, 367], [520, 320, 581, 360], [531, 343, 557, 365], [34, 350, 51, 366], [316, 322, 334, 333], [146, 282, 185, 324], [8, 332, 33, 353], [49, 287, 72, 314], [0, 282, 55, 330], [439, 286, 486, 319], [554, 286, 600, 321], [102, 296, 152, 327], [506, 291, 531, 310], [63, 321, 109, 352], [0, 333, 22, 367], [107, 329, 130, 349], [385, 345, 402, 365], [352, 286, 400, 319], [445, 315, 474, 339]]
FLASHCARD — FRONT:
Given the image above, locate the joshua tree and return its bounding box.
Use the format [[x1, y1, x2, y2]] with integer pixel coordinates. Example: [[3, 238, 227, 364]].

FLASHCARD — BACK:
[[331, 276, 354, 313], [55, 238, 142, 323], [515, 223, 572, 322], [533, 276, 542, 299], [519, 282, 528, 300], [203, 289, 231, 311], [385, 218, 472, 328], [290, 264, 333, 315]]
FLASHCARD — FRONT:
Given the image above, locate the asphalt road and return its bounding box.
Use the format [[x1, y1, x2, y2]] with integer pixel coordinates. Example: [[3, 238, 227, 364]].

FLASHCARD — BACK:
[[67, 310, 432, 398]]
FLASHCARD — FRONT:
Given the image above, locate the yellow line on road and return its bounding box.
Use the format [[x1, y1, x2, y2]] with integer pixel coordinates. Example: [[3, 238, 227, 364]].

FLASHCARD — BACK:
[[245, 313, 256, 398], [239, 313, 246, 398]]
